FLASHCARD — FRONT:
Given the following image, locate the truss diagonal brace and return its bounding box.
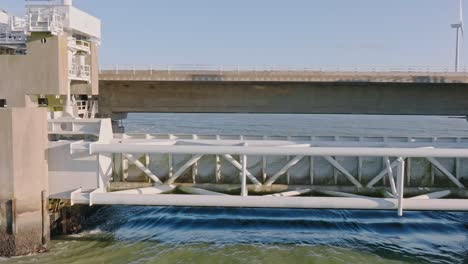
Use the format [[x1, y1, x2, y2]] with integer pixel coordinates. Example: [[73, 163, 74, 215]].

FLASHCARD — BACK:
[[166, 154, 204, 184], [426, 157, 465, 188], [324, 156, 362, 188], [265, 156, 305, 186], [367, 158, 402, 188], [385, 157, 398, 196], [125, 153, 162, 184], [222, 154, 262, 186]]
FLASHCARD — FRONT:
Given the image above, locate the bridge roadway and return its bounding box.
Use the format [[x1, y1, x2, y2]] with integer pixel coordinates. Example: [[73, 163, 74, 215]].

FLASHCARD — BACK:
[[98, 68, 468, 117]]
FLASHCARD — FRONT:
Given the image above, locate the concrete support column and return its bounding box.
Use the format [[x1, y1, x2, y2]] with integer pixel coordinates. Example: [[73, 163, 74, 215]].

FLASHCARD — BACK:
[[111, 112, 127, 134], [0, 108, 49, 257]]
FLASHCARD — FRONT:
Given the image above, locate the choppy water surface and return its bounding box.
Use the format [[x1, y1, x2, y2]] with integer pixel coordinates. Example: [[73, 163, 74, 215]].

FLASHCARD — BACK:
[[3, 114, 468, 264]]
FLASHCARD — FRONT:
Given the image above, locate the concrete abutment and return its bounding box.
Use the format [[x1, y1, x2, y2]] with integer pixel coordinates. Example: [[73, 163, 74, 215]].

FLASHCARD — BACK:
[[0, 108, 49, 257]]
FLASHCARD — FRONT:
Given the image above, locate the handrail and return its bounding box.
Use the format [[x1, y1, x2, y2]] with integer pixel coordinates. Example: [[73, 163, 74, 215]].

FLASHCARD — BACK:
[[75, 39, 91, 48], [0, 32, 27, 44], [69, 38, 91, 51], [69, 64, 91, 80], [99, 64, 468, 74], [27, 7, 63, 34], [9, 16, 26, 32]]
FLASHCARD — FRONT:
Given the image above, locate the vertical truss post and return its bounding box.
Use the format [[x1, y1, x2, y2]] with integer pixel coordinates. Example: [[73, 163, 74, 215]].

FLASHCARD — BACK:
[[222, 154, 262, 185], [397, 157, 406, 217], [192, 135, 199, 183], [286, 136, 291, 184], [367, 158, 402, 188], [216, 135, 222, 183], [122, 153, 129, 181], [357, 137, 363, 183], [241, 154, 248, 197], [215, 154, 221, 183], [262, 136, 267, 183], [113, 153, 123, 182], [456, 138, 461, 180], [309, 136, 314, 185], [98, 153, 113, 192], [168, 134, 174, 178], [168, 154, 173, 177], [310, 156, 315, 185]]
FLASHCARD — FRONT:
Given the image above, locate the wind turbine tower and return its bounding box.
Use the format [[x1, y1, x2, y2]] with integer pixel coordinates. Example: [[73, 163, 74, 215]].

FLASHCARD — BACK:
[[452, 0, 464, 72]]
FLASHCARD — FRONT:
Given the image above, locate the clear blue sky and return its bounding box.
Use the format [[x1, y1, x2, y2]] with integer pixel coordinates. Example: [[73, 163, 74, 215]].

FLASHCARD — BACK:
[[2, 0, 466, 68]]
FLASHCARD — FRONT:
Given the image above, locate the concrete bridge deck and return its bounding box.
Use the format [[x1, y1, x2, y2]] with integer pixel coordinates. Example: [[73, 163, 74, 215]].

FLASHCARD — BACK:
[[98, 67, 468, 117]]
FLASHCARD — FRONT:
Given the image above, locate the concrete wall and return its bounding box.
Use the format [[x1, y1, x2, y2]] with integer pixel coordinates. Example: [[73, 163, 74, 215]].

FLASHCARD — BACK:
[[48, 143, 99, 196], [0, 108, 48, 256], [0, 32, 98, 107], [99, 81, 468, 116], [0, 34, 68, 107]]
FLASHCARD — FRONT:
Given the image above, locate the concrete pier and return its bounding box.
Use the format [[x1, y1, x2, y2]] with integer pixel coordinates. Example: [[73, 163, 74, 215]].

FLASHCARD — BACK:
[[0, 108, 49, 257]]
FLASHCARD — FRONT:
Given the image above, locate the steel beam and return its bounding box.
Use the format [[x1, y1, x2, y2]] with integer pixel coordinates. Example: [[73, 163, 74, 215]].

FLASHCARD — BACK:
[[367, 158, 402, 188], [264, 156, 304, 186], [222, 154, 262, 185], [397, 157, 405, 216], [166, 154, 203, 184], [124, 153, 162, 184], [324, 156, 362, 188], [91, 144, 468, 158], [74, 193, 468, 212], [426, 157, 465, 188], [385, 157, 398, 196], [409, 190, 451, 200]]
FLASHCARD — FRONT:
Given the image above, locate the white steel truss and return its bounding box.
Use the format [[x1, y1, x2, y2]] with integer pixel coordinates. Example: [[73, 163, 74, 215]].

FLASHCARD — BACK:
[[47, 122, 468, 216]]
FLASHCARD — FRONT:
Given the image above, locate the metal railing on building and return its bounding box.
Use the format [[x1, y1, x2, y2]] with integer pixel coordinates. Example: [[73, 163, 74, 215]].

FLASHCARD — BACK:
[[27, 7, 63, 34], [69, 64, 91, 81]]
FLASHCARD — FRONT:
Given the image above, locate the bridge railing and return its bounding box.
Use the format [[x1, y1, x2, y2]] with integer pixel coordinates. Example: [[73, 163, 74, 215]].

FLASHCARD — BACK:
[[99, 64, 468, 74]]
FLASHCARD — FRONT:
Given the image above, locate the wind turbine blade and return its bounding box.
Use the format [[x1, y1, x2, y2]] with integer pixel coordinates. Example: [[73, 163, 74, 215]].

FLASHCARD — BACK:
[[461, 0, 465, 37], [461, 0, 464, 23], [461, 0, 464, 18]]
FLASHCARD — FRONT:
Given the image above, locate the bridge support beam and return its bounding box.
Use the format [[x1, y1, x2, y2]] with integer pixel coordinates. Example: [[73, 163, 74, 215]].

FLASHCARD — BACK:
[[99, 81, 468, 116], [0, 108, 49, 257]]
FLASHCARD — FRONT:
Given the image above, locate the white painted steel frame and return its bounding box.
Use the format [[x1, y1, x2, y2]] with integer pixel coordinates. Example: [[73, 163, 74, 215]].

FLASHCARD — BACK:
[[90, 142, 468, 158], [91, 138, 468, 192], [50, 126, 468, 216], [71, 190, 468, 212]]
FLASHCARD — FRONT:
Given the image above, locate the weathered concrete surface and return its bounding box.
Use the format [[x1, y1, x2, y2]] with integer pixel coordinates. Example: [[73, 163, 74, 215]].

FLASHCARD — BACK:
[[99, 80, 468, 116], [0, 108, 49, 257], [99, 70, 468, 84], [0, 33, 98, 108], [0, 34, 68, 107]]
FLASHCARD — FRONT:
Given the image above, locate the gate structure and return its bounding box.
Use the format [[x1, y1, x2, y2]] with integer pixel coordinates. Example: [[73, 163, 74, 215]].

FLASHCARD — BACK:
[[48, 119, 468, 216]]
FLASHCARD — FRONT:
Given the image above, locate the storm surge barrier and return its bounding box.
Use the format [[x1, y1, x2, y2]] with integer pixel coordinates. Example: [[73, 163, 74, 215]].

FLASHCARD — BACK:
[[48, 119, 468, 216]]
